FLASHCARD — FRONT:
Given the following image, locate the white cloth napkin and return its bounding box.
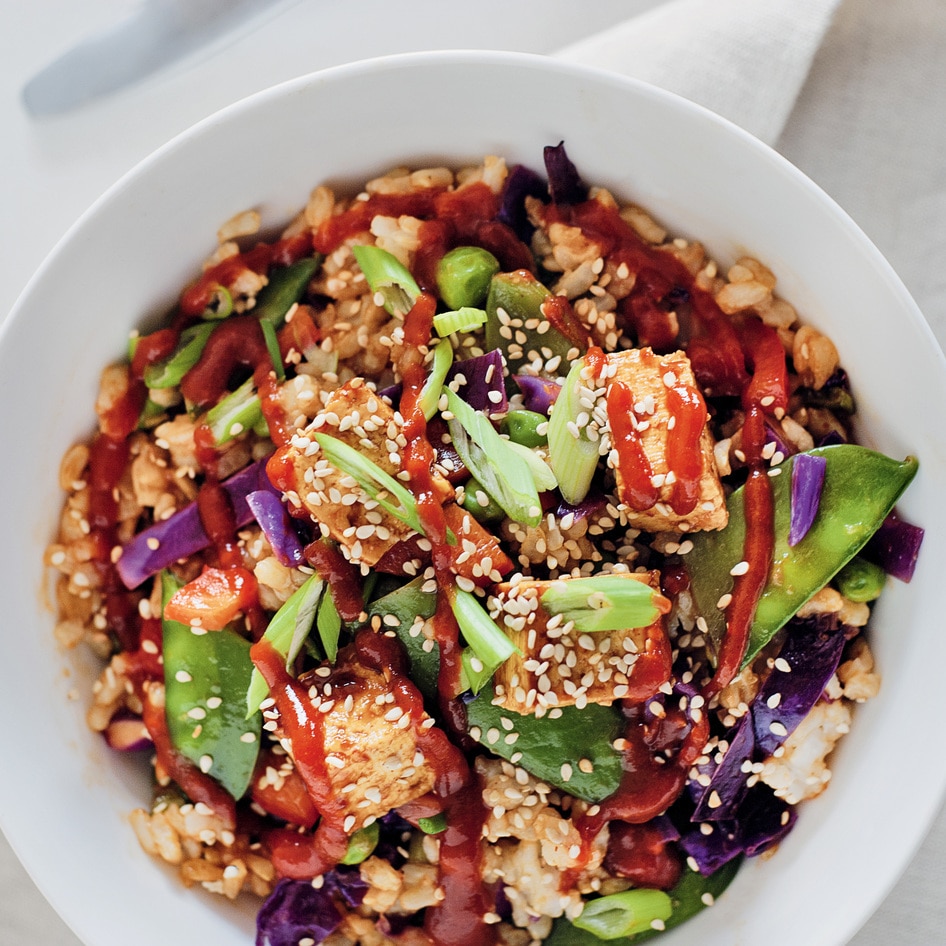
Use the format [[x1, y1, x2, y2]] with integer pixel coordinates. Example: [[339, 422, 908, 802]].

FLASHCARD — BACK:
[[555, 0, 843, 145]]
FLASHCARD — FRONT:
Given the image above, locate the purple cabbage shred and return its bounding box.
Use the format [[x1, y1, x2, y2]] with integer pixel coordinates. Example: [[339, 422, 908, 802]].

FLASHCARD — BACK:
[[788, 452, 827, 546], [497, 163, 548, 242], [862, 510, 925, 583], [544, 141, 588, 205]]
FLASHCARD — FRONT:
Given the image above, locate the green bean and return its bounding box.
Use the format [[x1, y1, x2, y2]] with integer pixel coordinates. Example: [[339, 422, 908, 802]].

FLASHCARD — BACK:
[[501, 409, 548, 447], [436, 246, 500, 309], [835, 556, 886, 602]]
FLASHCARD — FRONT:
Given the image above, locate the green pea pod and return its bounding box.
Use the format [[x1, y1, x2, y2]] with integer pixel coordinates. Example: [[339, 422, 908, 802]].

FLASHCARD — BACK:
[[687, 445, 918, 669], [485, 271, 578, 373], [465, 688, 624, 803], [545, 860, 743, 945], [365, 578, 439, 699], [254, 257, 322, 326], [161, 571, 262, 800]]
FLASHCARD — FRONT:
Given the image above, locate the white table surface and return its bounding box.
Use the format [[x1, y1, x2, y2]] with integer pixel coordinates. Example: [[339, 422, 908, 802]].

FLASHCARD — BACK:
[[2, 1, 944, 944]]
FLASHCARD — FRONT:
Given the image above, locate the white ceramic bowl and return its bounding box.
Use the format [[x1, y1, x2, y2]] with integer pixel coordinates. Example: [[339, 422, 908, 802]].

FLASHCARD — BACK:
[[2, 50, 944, 946]]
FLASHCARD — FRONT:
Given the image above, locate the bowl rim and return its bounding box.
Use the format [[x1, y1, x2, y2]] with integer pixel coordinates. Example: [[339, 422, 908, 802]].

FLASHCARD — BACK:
[[3, 47, 945, 946]]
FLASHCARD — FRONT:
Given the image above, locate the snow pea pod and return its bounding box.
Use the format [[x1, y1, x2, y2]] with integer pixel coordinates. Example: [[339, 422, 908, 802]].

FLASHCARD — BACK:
[[161, 571, 262, 800], [485, 270, 578, 373], [687, 444, 918, 669], [544, 860, 743, 945]]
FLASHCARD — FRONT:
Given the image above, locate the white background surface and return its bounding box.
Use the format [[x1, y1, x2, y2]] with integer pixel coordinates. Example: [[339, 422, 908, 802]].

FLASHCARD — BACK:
[[1, 1, 944, 944]]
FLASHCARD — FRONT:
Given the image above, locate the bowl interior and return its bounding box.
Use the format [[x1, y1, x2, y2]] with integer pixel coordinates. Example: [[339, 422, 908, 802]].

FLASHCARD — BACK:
[[2, 50, 944, 946]]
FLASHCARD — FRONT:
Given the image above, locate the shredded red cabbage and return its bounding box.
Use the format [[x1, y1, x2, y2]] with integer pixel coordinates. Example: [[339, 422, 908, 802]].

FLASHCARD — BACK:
[[448, 349, 508, 414], [497, 163, 549, 242], [788, 452, 827, 546], [256, 872, 368, 946], [514, 374, 560, 415], [862, 510, 925, 582], [680, 786, 797, 875], [544, 141, 587, 206], [246, 489, 307, 567], [691, 614, 846, 822], [115, 458, 270, 589], [553, 493, 607, 526]]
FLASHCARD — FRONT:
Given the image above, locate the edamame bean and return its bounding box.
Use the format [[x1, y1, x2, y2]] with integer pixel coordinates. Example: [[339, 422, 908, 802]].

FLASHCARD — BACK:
[[461, 477, 505, 522], [436, 246, 500, 309], [501, 409, 549, 447], [835, 556, 885, 602]]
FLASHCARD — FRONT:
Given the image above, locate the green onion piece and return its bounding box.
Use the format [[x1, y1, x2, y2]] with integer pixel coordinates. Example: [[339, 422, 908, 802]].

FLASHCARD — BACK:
[[572, 889, 673, 940], [433, 307, 488, 337], [259, 317, 285, 382], [450, 587, 519, 693], [547, 356, 601, 505], [202, 285, 233, 320], [418, 813, 448, 835], [313, 432, 426, 536], [540, 575, 663, 633], [246, 574, 324, 716], [204, 377, 263, 446], [418, 339, 454, 421], [143, 322, 216, 390], [444, 387, 542, 527], [505, 440, 558, 493], [136, 397, 167, 430], [316, 589, 342, 662], [339, 821, 380, 865], [352, 245, 420, 318], [255, 257, 322, 326]]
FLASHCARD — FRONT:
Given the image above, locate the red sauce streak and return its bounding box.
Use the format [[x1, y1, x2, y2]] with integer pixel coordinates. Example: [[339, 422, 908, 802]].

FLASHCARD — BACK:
[[583, 343, 607, 380], [87, 433, 141, 651], [424, 781, 496, 946], [251, 637, 351, 877], [550, 200, 749, 395], [607, 381, 658, 510], [313, 191, 444, 256], [180, 232, 312, 316], [703, 405, 774, 698], [541, 294, 589, 349], [665, 381, 708, 515], [196, 481, 243, 569], [604, 821, 683, 890], [180, 313, 272, 409], [142, 684, 236, 829], [130, 328, 178, 378], [303, 539, 365, 623], [566, 706, 708, 888]]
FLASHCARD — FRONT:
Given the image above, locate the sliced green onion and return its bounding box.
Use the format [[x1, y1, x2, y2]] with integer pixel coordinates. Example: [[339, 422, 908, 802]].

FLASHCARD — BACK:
[[202, 285, 233, 320], [547, 356, 601, 505], [418, 813, 448, 835], [259, 317, 285, 382], [433, 307, 488, 337], [143, 322, 216, 390], [246, 574, 324, 716], [316, 589, 342, 662], [313, 432, 425, 536], [451, 587, 519, 693], [418, 338, 454, 421], [204, 376, 263, 446], [540, 575, 664, 633], [339, 822, 380, 865], [572, 889, 673, 940], [505, 440, 558, 493], [352, 245, 420, 318], [444, 387, 542, 527]]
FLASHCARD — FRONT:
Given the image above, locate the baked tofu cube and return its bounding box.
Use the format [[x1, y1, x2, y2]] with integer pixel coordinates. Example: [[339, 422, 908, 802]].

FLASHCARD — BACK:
[[291, 647, 439, 832], [267, 378, 453, 566], [605, 348, 727, 533], [488, 571, 672, 715]]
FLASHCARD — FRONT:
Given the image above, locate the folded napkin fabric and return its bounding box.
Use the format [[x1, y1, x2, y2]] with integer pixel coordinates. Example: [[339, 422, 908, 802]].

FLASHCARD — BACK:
[[554, 0, 843, 145]]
